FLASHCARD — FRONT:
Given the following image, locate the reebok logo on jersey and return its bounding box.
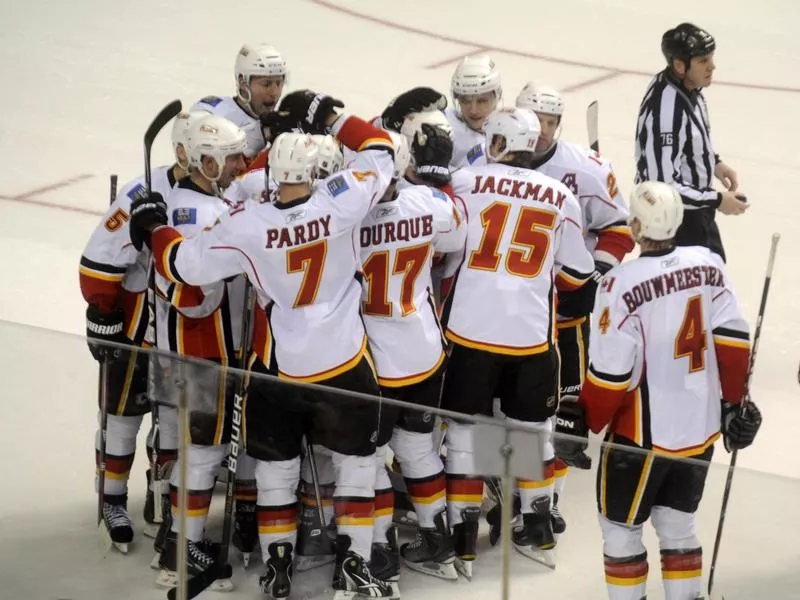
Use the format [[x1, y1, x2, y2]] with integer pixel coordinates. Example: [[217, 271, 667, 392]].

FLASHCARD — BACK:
[[286, 209, 307, 223], [127, 183, 145, 200], [327, 175, 349, 197], [173, 207, 197, 225]]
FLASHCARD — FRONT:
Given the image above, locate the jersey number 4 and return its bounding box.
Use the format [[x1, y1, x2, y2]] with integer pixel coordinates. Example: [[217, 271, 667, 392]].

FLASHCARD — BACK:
[[468, 202, 556, 278], [674, 294, 707, 372], [362, 243, 431, 317]]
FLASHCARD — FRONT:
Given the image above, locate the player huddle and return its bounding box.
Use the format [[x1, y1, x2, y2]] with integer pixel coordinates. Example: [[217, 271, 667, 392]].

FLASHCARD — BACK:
[[80, 39, 762, 600]]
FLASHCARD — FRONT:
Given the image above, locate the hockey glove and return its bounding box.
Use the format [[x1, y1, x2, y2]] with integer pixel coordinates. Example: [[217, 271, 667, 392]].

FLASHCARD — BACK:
[[129, 191, 167, 251], [260, 110, 301, 143], [412, 123, 453, 186], [556, 260, 612, 318], [276, 90, 344, 135], [86, 304, 127, 363], [554, 396, 592, 469], [722, 399, 762, 451], [380, 87, 447, 132]]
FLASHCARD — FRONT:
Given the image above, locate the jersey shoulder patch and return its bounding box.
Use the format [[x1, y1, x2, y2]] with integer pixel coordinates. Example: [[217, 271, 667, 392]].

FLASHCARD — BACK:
[[126, 182, 145, 200], [198, 95, 224, 107], [466, 144, 484, 164], [431, 188, 449, 202], [172, 207, 197, 225], [327, 175, 349, 198]]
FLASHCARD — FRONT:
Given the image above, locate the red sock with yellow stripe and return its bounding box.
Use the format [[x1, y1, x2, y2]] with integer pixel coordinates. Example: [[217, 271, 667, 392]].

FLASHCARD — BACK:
[[169, 485, 213, 542], [604, 552, 648, 599], [661, 548, 702, 599], [257, 502, 299, 552], [517, 459, 555, 514]]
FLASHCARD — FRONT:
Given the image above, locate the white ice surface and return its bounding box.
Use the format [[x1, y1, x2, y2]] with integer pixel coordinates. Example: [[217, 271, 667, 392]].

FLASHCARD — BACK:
[[1, 0, 799, 598]]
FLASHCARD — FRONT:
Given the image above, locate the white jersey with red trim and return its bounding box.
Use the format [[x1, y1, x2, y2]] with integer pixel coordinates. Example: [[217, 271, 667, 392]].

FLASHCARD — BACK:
[[191, 95, 264, 158], [154, 179, 244, 361], [580, 246, 750, 456], [359, 184, 466, 386], [535, 140, 634, 267], [446, 163, 594, 355], [225, 168, 277, 206], [79, 165, 178, 342], [445, 107, 486, 170], [149, 116, 395, 382]]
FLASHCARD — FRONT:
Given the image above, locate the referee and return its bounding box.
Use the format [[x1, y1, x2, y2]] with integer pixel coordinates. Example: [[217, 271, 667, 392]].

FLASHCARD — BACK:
[[634, 22, 748, 261]]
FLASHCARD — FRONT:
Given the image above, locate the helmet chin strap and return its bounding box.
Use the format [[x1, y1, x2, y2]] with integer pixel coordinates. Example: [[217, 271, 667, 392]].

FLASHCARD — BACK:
[[236, 80, 258, 118]]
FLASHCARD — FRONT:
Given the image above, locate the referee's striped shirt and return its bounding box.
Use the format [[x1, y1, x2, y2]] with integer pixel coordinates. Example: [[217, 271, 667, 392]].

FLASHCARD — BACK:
[[634, 69, 720, 211]]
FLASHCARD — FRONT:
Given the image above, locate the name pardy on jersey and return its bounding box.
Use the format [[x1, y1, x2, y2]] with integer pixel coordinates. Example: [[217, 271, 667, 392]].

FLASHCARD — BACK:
[[604, 263, 726, 314], [469, 174, 567, 209], [265, 213, 332, 249]]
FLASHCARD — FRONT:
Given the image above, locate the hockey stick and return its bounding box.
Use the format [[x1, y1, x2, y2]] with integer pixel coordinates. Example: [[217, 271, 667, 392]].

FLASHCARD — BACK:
[[707, 233, 780, 597], [97, 174, 118, 540], [304, 437, 334, 551], [170, 281, 255, 600], [140, 100, 181, 531], [586, 101, 599, 153]]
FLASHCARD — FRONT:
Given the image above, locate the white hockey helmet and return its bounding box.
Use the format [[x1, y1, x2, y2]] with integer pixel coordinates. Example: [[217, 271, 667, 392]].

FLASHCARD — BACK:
[[515, 82, 565, 117], [235, 43, 287, 103], [269, 133, 319, 184], [387, 131, 411, 180], [310, 134, 344, 178], [188, 115, 247, 182], [484, 107, 541, 163], [400, 110, 453, 147], [451, 55, 502, 100], [628, 181, 684, 241], [171, 110, 211, 170]]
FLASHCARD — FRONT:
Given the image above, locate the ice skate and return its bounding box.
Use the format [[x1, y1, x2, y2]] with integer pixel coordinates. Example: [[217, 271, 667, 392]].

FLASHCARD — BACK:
[[486, 492, 520, 546], [156, 530, 234, 592], [512, 497, 556, 569], [332, 534, 396, 600], [453, 506, 481, 580], [99, 498, 134, 554], [294, 503, 335, 572], [400, 510, 457, 581], [259, 541, 293, 599], [551, 492, 566, 535], [371, 526, 401, 597], [232, 499, 258, 568]]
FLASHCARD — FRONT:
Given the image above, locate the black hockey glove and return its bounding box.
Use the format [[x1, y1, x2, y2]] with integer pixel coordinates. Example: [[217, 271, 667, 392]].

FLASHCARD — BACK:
[[380, 87, 447, 132], [129, 191, 167, 251], [86, 304, 127, 363], [411, 123, 453, 186], [260, 110, 300, 143], [276, 90, 344, 135], [554, 396, 592, 469], [556, 260, 612, 318], [722, 399, 762, 451]]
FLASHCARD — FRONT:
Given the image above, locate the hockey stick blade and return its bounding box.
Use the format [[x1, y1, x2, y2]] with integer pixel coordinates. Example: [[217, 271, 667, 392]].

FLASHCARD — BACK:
[[166, 561, 233, 600], [587, 101, 599, 153], [144, 99, 182, 192]]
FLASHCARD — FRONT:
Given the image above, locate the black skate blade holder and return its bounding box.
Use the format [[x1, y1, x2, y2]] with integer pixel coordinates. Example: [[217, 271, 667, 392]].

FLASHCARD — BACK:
[[473, 421, 546, 600]]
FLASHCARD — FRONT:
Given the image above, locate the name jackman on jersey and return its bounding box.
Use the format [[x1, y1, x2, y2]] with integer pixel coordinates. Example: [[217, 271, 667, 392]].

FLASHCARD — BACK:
[[471, 175, 566, 209], [613, 264, 726, 313], [266, 214, 331, 248], [360, 215, 434, 247]]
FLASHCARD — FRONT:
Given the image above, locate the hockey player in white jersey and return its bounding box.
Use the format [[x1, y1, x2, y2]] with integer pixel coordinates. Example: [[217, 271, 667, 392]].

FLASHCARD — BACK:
[[129, 90, 400, 599], [192, 43, 287, 160], [555, 181, 762, 600], [79, 109, 205, 553], [442, 107, 595, 573], [514, 82, 635, 532], [359, 132, 466, 586], [445, 55, 502, 169], [132, 114, 249, 589]]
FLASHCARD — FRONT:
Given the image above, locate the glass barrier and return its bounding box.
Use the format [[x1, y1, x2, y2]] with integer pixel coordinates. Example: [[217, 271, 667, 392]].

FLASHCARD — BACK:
[[0, 319, 797, 600]]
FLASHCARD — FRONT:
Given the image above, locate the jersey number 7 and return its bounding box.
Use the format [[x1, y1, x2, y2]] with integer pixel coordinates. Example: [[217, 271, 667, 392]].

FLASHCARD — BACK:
[[468, 202, 556, 278], [287, 240, 327, 307]]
